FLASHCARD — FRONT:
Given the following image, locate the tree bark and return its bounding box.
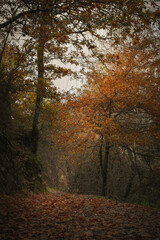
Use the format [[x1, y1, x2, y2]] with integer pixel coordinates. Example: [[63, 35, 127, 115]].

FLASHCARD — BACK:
[[0, 71, 12, 135], [31, 38, 45, 154], [99, 138, 110, 197]]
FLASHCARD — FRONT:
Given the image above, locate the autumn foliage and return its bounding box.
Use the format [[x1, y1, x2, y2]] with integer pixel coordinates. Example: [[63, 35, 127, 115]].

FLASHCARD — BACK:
[[51, 46, 160, 198], [0, 191, 160, 239], [66, 48, 160, 146]]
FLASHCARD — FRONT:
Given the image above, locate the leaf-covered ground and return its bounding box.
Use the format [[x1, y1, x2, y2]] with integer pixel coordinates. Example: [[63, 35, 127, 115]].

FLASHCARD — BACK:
[[0, 191, 160, 240]]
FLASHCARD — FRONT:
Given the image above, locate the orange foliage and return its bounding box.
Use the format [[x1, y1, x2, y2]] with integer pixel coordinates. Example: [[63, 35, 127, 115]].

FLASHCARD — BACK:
[[0, 192, 160, 239], [63, 48, 159, 150]]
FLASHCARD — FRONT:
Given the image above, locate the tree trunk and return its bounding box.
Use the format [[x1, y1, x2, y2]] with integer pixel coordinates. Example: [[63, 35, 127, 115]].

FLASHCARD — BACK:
[[31, 39, 45, 154], [0, 93, 11, 134], [124, 172, 136, 199], [0, 69, 12, 135], [99, 139, 110, 197]]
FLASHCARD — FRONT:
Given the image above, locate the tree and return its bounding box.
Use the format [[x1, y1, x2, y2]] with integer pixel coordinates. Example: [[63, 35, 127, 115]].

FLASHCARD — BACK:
[[0, 44, 29, 134], [0, 43, 34, 193], [63, 46, 160, 196]]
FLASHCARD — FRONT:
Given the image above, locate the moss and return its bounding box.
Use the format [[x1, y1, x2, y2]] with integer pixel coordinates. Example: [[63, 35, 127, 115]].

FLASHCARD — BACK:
[[126, 193, 160, 210], [0, 140, 46, 194], [94, 195, 106, 199]]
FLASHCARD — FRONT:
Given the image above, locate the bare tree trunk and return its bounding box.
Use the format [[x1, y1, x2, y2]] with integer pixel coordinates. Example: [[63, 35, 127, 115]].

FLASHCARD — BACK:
[[0, 71, 12, 135], [31, 38, 45, 154], [124, 147, 140, 199], [99, 137, 110, 197]]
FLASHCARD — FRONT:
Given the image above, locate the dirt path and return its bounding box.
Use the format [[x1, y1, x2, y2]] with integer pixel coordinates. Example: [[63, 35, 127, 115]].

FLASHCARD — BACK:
[[0, 192, 160, 239]]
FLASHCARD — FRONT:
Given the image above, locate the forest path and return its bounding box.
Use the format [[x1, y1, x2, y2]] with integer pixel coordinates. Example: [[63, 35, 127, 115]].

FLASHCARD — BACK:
[[0, 192, 160, 240]]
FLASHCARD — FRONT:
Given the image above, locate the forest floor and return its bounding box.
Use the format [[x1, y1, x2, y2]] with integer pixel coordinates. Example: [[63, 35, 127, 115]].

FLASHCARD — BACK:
[[0, 190, 160, 240]]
